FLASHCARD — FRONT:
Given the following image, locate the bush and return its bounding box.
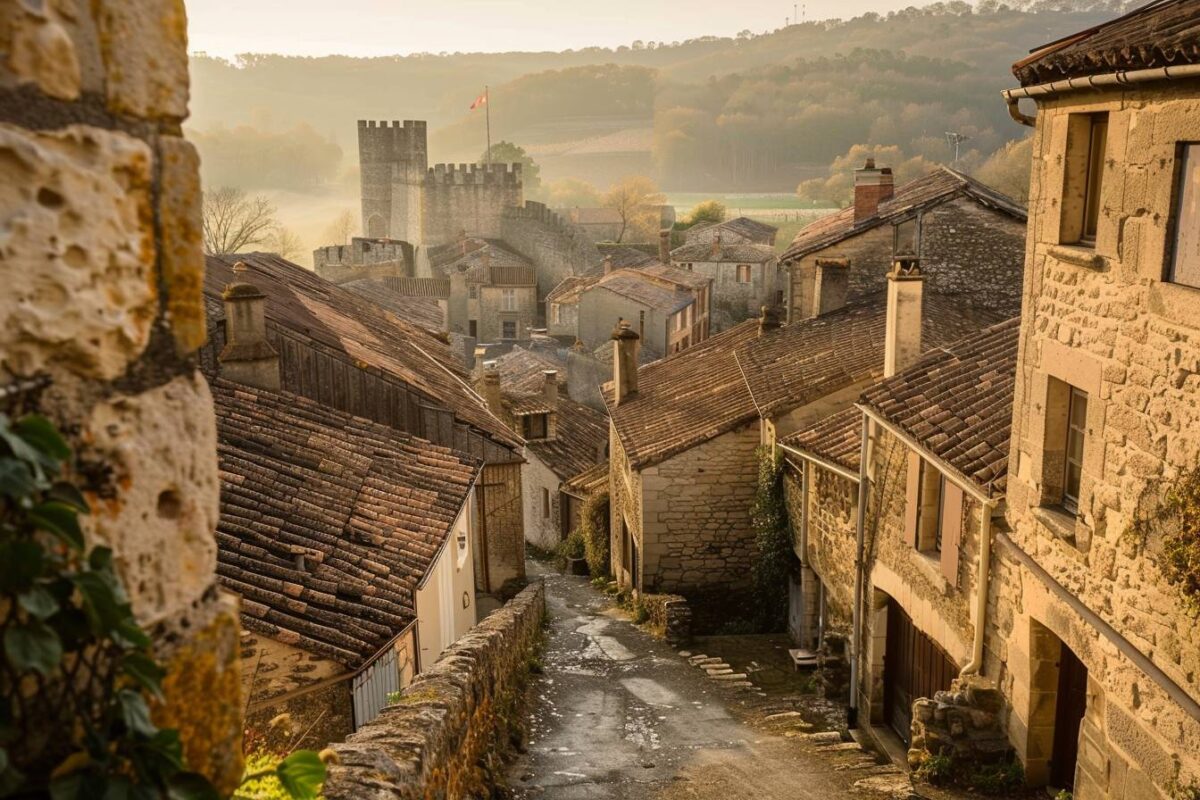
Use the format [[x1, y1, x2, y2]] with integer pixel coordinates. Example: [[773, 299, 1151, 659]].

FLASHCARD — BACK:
[[750, 446, 792, 631], [579, 491, 610, 578], [1157, 466, 1200, 612], [555, 529, 586, 570], [968, 759, 1024, 794]]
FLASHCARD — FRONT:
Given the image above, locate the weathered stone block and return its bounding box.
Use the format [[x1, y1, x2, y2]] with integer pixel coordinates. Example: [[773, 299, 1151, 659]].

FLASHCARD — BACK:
[[157, 136, 206, 353], [1, 0, 82, 99], [93, 0, 189, 119]]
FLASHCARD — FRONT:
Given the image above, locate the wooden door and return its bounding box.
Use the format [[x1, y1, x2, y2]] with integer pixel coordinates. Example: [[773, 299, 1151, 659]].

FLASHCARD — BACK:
[[1051, 645, 1088, 789], [882, 598, 957, 744]]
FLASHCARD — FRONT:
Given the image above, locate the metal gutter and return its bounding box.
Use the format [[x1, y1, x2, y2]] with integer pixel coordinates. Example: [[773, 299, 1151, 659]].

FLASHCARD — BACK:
[[959, 499, 997, 678], [849, 413, 871, 727], [1003, 64, 1200, 127], [778, 442, 861, 483]]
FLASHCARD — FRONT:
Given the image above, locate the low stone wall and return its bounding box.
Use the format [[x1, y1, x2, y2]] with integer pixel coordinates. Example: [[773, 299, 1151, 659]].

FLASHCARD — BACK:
[[324, 581, 546, 799], [640, 593, 692, 647], [909, 677, 1012, 768]]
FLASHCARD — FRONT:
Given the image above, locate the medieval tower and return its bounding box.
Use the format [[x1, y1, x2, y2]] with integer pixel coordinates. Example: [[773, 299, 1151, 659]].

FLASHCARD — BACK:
[[358, 120, 523, 247]]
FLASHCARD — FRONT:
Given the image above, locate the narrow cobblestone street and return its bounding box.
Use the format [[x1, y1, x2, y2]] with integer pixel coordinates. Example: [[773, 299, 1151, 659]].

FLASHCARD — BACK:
[[508, 568, 913, 800]]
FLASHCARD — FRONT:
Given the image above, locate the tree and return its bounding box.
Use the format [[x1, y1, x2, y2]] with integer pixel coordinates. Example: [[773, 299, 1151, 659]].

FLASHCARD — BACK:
[[687, 200, 726, 226], [974, 136, 1033, 203], [796, 144, 941, 207], [322, 208, 357, 245], [480, 140, 540, 193], [201, 186, 277, 254], [538, 177, 602, 209], [602, 175, 665, 243], [266, 226, 304, 261]]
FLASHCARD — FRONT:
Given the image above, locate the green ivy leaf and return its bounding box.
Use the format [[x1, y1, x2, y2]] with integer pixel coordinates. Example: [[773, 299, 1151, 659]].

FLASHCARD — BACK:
[[0, 541, 44, 594], [117, 690, 157, 738], [0, 747, 22, 797], [12, 416, 71, 463], [0, 417, 53, 479], [122, 652, 165, 699], [4, 621, 62, 675], [18, 585, 59, 620], [0, 459, 37, 500], [101, 777, 132, 800], [71, 572, 123, 635], [28, 502, 84, 550], [47, 481, 89, 514], [275, 751, 326, 800], [166, 772, 220, 800]]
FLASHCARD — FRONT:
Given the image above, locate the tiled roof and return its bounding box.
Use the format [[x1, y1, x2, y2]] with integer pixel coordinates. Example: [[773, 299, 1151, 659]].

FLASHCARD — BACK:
[[604, 321, 763, 469], [859, 317, 1020, 496], [489, 347, 564, 395], [488, 265, 537, 287], [607, 293, 1004, 470], [636, 263, 713, 291], [212, 377, 480, 669], [341, 279, 446, 333], [378, 277, 450, 298], [690, 217, 777, 244], [546, 275, 600, 305], [205, 253, 522, 452], [429, 238, 532, 280], [591, 270, 695, 313], [595, 244, 659, 270], [780, 168, 1027, 263], [562, 462, 609, 498], [737, 294, 1005, 418], [671, 241, 776, 264], [1014, 0, 1200, 86], [781, 406, 862, 475], [522, 395, 608, 481]]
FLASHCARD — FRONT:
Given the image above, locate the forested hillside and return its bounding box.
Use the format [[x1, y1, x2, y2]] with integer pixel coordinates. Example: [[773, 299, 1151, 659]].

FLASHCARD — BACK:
[[188, 2, 1125, 193]]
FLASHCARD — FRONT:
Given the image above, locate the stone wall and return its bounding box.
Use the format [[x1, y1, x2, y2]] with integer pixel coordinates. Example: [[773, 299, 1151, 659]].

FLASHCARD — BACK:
[[477, 283, 537, 342], [313, 237, 411, 285], [0, 1, 240, 790], [423, 163, 523, 246], [324, 582, 547, 800], [681, 257, 779, 322], [1001, 83, 1200, 796], [501, 202, 602, 302], [640, 593, 693, 647], [523, 450, 563, 550], [910, 678, 1012, 767], [479, 461, 527, 594], [787, 197, 1026, 320], [783, 463, 857, 632]]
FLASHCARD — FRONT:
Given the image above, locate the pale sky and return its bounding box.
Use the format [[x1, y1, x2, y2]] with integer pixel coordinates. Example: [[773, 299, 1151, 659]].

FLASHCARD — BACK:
[[185, 0, 921, 58]]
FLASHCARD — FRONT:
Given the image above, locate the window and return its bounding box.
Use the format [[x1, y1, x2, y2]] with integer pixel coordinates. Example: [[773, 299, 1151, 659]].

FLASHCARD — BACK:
[[1061, 112, 1108, 246], [551, 304, 562, 325], [904, 454, 964, 584], [522, 413, 547, 439], [502, 320, 517, 339], [912, 461, 943, 555], [542, 487, 551, 518], [1167, 142, 1200, 289], [1063, 387, 1088, 514], [469, 285, 478, 299], [736, 264, 752, 283], [468, 320, 477, 338], [501, 288, 517, 311]]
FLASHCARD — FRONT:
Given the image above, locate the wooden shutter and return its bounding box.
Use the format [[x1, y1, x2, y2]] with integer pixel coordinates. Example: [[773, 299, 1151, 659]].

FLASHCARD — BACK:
[[904, 452, 922, 547], [939, 481, 965, 585]]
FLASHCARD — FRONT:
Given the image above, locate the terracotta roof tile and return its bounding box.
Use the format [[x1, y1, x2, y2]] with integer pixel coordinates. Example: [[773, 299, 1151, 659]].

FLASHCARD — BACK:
[[522, 395, 609, 481], [671, 241, 776, 263], [341, 278, 446, 333], [782, 406, 862, 473], [212, 377, 480, 669], [859, 317, 1019, 496], [562, 462, 609, 498]]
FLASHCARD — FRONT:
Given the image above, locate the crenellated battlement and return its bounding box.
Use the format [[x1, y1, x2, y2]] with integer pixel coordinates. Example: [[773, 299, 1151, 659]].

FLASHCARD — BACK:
[[425, 162, 522, 186], [358, 120, 427, 165], [501, 200, 574, 232]]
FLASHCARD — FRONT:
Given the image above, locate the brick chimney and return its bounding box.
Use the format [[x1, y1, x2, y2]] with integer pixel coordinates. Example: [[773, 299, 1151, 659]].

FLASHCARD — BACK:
[[710, 232, 722, 259], [219, 260, 280, 391], [659, 229, 671, 264], [884, 258, 924, 378], [542, 369, 559, 440], [854, 158, 894, 222], [758, 305, 781, 336], [603, 255, 614, 275], [611, 318, 640, 406]]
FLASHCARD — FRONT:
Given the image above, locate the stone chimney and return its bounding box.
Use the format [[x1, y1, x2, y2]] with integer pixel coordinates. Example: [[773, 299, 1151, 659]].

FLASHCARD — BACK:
[[611, 318, 640, 406], [758, 305, 781, 336], [472, 345, 488, 379], [884, 258, 924, 378], [219, 260, 280, 391], [659, 229, 671, 264], [603, 255, 614, 275], [812, 258, 849, 316], [854, 158, 894, 222], [477, 364, 505, 418], [710, 232, 722, 259], [542, 369, 559, 440], [480, 248, 491, 269]]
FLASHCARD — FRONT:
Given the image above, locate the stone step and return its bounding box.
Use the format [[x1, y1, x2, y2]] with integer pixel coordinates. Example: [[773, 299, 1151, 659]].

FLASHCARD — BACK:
[[764, 711, 805, 722], [801, 731, 844, 745], [709, 673, 749, 681], [704, 668, 733, 676]]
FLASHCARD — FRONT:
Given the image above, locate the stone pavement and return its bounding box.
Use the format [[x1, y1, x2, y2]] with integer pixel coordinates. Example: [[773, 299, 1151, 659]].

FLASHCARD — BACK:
[[508, 567, 914, 800]]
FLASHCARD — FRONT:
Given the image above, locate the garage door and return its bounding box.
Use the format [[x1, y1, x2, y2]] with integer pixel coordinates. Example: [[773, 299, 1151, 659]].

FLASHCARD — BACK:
[[882, 598, 957, 744]]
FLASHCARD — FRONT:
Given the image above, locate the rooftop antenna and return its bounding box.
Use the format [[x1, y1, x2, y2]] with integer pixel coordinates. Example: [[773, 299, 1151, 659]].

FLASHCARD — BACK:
[[944, 131, 970, 166]]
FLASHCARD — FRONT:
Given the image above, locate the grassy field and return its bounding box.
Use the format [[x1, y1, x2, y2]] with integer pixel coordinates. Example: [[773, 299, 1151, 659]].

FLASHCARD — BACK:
[[666, 192, 825, 213]]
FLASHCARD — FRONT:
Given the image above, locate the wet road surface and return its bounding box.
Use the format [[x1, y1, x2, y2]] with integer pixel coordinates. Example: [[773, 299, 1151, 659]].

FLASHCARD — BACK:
[[508, 568, 909, 800]]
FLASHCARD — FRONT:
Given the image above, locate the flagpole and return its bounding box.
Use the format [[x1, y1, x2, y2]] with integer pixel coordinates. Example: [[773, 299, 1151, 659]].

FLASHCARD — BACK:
[[485, 85, 492, 167]]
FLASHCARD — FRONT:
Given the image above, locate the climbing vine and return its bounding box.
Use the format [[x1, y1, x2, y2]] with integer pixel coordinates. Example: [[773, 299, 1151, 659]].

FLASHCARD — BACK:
[[750, 446, 792, 632], [578, 490, 610, 579], [0, 413, 325, 799], [1153, 465, 1200, 613]]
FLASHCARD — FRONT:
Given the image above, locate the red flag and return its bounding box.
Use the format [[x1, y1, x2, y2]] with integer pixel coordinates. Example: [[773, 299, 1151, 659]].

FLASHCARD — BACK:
[[470, 92, 487, 111]]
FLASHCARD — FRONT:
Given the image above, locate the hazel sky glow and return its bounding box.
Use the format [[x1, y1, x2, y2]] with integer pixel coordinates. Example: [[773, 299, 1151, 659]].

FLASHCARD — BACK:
[[185, 0, 925, 58]]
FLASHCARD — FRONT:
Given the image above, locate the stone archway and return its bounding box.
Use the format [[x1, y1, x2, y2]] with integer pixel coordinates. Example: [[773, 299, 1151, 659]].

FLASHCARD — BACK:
[[366, 213, 386, 238]]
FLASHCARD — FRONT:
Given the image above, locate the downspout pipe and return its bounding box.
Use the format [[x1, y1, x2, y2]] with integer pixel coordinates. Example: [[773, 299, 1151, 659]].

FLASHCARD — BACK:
[[849, 413, 870, 728], [1002, 63, 1200, 127], [959, 498, 997, 678]]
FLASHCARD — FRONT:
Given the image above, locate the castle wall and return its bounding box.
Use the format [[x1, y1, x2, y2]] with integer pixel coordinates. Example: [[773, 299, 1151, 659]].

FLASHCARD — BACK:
[[422, 163, 522, 246], [313, 237, 411, 285], [358, 120, 427, 243], [501, 202, 603, 303]]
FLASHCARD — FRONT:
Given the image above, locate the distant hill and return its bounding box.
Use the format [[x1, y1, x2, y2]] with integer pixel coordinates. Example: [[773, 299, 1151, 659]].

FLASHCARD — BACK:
[[188, 3, 1123, 193]]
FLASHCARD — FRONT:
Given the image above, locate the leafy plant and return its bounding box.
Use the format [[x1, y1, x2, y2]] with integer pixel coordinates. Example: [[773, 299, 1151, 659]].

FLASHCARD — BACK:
[[555, 529, 586, 570], [1155, 465, 1200, 612], [577, 491, 610, 579], [914, 753, 953, 785], [1055, 791, 1074, 800], [750, 446, 792, 632], [967, 759, 1024, 794], [234, 751, 328, 800]]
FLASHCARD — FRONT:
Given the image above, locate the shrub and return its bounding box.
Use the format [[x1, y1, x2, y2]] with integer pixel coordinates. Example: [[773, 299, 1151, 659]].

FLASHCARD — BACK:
[[578, 491, 610, 578], [1157, 466, 1200, 612], [555, 529, 586, 571], [968, 759, 1024, 794], [750, 446, 792, 631]]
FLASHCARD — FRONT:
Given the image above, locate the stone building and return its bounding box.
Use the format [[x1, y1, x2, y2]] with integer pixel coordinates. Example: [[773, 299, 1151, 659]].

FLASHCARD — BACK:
[[431, 238, 539, 342], [312, 236, 411, 285], [0, 2, 242, 790], [684, 216, 778, 247], [476, 367, 608, 551], [991, 4, 1200, 795], [201, 254, 527, 595], [545, 245, 659, 340], [604, 284, 1000, 621], [781, 165, 1027, 321], [556, 205, 677, 242], [358, 120, 522, 247], [573, 262, 712, 357], [341, 276, 450, 334], [211, 375, 480, 750], [670, 237, 780, 323]]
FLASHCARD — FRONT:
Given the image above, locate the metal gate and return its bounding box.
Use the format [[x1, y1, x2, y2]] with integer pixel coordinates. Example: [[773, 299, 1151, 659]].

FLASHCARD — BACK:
[[352, 645, 401, 730], [882, 598, 957, 745]]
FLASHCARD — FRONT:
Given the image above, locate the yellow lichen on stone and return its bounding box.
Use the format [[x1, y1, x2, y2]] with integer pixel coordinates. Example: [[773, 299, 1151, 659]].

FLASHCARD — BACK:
[[92, 0, 190, 119], [155, 594, 245, 796], [1, 1, 82, 100], [157, 137, 207, 354]]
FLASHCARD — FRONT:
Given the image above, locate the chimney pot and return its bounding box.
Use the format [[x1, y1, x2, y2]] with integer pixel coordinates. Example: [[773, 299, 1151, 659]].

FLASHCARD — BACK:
[[477, 365, 507, 421], [542, 369, 558, 409], [711, 232, 721, 259], [603, 255, 614, 275], [219, 262, 280, 391], [611, 318, 640, 406], [758, 305, 781, 336], [884, 258, 925, 377], [659, 229, 671, 264]]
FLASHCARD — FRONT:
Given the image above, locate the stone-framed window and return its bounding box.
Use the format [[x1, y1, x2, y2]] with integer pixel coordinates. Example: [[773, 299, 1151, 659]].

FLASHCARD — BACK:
[[1060, 112, 1109, 247], [903, 453, 963, 584], [542, 487, 551, 518], [1166, 142, 1200, 290], [501, 319, 517, 339], [1042, 378, 1089, 517], [469, 285, 478, 299], [500, 288, 518, 311], [736, 264, 752, 283], [523, 413, 548, 440]]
